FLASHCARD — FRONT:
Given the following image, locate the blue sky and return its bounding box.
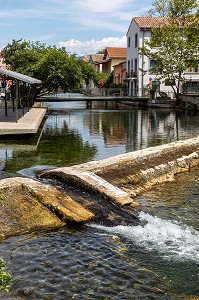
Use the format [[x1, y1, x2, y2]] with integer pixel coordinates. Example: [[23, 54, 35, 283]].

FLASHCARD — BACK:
[[0, 0, 152, 55]]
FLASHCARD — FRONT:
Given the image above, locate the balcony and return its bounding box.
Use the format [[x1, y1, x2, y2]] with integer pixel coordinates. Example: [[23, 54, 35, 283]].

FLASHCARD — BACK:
[[124, 71, 137, 80]]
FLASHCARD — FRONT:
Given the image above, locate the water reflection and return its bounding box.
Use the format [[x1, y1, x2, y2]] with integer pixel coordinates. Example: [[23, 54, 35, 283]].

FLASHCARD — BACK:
[[0, 101, 199, 299], [1, 101, 199, 174]]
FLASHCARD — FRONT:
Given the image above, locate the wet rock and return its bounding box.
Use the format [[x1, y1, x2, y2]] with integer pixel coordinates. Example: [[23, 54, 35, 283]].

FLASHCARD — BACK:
[[0, 177, 94, 240]]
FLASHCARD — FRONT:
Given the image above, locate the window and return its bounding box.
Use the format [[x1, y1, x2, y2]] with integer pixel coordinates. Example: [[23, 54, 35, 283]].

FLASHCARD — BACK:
[[149, 60, 162, 74], [131, 59, 133, 70], [135, 33, 138, 48], [127, 60, 130, 74], [150, 60, 156, 69], [134, 58, 137, 74], [128, 37, 130, 47]]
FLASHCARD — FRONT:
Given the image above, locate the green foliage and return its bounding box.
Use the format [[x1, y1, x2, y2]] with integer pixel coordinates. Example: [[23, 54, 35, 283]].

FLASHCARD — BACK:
[[94, 72, 110, 87], [0, 258, 12, 293], [140, 0, 199, 102], [97, 49, 105, 54], [77, 59, 96, 87], [104, 73, 114, 88], [148, 0, 170, 17], [2, 39, 96, 96]]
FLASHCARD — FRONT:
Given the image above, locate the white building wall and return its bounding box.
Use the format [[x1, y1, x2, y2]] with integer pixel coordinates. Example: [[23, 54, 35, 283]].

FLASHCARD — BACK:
[[127, 20, 173, 97], [184, 72, 199, 82], [127, 19, 199, 98]]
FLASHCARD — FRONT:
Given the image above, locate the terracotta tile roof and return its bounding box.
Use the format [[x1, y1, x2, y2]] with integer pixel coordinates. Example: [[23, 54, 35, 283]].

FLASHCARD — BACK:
[[91, 54, 104, 62], [82, 55, 91, 62], [106, 47, 126, 59], [133, 17, 167, 28], [83, 54, 104, 63]]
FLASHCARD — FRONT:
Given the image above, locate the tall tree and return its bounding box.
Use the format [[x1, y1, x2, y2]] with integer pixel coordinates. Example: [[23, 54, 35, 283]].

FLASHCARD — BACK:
[[148, 0, 169, 17], [140, 0, 199, 104], [2, 39, 96, 97], [77, 59, 96, 87]]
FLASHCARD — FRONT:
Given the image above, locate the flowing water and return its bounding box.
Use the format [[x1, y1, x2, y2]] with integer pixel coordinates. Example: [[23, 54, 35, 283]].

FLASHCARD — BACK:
[[0, 100, 199, 299]]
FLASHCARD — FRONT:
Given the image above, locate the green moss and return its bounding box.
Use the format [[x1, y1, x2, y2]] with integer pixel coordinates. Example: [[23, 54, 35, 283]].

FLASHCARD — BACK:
[[0, 258, 12, 293]]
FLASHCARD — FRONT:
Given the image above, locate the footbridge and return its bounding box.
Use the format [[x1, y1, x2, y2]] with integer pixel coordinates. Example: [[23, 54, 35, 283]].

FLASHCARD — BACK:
[[40, 89, 149, 108]]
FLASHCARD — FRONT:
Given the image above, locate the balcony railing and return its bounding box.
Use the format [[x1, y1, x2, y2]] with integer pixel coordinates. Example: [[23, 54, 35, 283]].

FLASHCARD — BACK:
[[125, 71, 137, 79]]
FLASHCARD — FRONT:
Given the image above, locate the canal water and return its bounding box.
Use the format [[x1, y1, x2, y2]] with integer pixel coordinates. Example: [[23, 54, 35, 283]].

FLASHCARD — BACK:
[[0, 101, 199, 299]]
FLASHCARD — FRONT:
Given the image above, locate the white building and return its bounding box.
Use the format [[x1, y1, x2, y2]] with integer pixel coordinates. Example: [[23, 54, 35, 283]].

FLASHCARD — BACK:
[[126, 17, 199, 98]]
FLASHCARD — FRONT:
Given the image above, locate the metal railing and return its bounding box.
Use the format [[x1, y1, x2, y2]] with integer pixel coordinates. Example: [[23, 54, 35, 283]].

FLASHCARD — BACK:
[[80, 88, 129, 97], [182, 83, 199, 94], [48, 88, 177, 100]]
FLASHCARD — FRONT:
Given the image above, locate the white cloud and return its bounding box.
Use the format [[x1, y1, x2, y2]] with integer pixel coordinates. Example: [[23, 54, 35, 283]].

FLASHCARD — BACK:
[[0, 0, 152, 51], [57, 36, 127, 55], [75, 0, 132, 13], [73, 14, 128, 33]]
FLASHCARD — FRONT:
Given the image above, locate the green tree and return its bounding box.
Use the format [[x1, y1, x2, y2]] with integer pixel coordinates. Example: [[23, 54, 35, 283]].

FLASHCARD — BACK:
[[94, 72, 110, 88], [77, 59, 96, 87], [148, 0, 170, 17], [97, 49, 105, 54], [140, 0, 199, 104], [2, 39, 95, 97]]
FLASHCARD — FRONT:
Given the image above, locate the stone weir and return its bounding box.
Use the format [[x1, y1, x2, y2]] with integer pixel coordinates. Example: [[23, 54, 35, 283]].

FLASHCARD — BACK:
[[39, 136, 199, 208], [1, 136, 199, 240]]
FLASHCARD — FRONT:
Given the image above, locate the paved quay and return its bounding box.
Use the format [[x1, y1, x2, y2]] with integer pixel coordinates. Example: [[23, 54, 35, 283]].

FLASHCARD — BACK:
[[0, 106, 47, 135]]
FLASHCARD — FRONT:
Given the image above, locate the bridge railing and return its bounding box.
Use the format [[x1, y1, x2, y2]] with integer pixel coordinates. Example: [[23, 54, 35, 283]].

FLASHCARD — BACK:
[[73, 88, 175, 99], [54, 87, 176, 99], [78, 87, 129, 97], [67, 88, 150, 98], [182, 83, 199, 94], [154, 90, 175, 100]]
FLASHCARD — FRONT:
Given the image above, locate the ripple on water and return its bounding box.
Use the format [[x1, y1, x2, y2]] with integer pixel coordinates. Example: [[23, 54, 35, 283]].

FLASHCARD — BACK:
[[0, 226, 184, 300]]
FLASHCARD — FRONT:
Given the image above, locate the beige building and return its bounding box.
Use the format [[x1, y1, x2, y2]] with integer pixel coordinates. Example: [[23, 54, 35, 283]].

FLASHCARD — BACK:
[[113, 61, 127, 85], [0, 52, 6, 70], [83, 47, 127, 75], [100, 47, 126, 74]]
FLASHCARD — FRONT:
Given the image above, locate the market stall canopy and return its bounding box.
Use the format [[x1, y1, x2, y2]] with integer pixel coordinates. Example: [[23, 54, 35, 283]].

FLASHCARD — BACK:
[[0, 69, 42, 123], [0, 69, 42, 85]]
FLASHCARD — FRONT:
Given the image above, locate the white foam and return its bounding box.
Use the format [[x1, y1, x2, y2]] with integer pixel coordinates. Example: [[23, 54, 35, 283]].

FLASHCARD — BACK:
[[91, 212, 199, 262]]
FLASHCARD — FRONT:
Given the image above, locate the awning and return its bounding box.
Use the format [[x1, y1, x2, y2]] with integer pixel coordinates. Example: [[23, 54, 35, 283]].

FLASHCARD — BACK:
[[0, 69, 42, 85], [0, 69, 42, 122]]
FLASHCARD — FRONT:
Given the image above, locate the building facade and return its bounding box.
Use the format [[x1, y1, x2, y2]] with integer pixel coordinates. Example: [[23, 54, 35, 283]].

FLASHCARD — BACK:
[[83, 47, 127, 76], [113, 61, 126, 85], [101, 47, 126, 74], [0, 52, 6, 70], [126, 17, 199, 98], [83, 47, 127, 92]]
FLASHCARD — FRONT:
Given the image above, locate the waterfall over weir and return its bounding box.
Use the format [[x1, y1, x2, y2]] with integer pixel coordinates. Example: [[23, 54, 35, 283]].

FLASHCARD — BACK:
[[1, 102, 199, 299], [91, 212, 199, 263]]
